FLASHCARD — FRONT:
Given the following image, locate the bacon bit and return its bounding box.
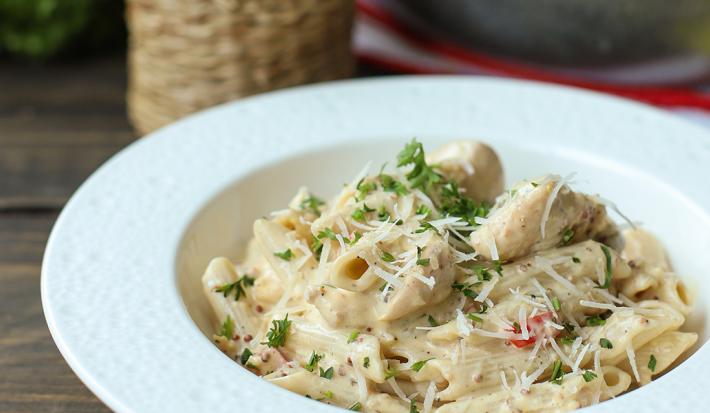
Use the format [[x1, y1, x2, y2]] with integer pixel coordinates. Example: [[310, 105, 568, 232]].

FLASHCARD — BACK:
[[243, 334, 253, 342], [255, 305, 264, 313], [507, 311, 559, 348]]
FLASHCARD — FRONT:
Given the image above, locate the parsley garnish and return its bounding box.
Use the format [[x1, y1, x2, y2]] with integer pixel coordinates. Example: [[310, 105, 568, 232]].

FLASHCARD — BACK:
[[585, 314, 606, 327], [218, 315, 234, 339], [305, 351, 323, 372], [439, 181, 490, 227], [348, 402, 362, 411], [582, 370, 597, 382], [379, 174, 409, 196], [379, 283, 388, 292], [648, 354, 657, 372], [262, 314, 291, 348], [214, 275, 255, 301], [274, 249, 294, 261], [599, 245, 613, 289], [377, 206, 390, 221], [451, 281, 480, 298], [240, 348, 253, 365], [347, 331, 360, 343], [351, 204, 375, 222], [599, 338, 613, 349], [356, 179, 377, 201], [317, 228, 338, 241], [319, 366, 334, 379], [300, 195, 325, 216], [381, 251, 395, 262], [322, 391, 333, 400], [415, 221, 438, 234], [466, 313, 483, 324], [384, 367, 399, 379], [561, 228, 575, 245], [363, 357, 370, 368], [416, 246, 430, 266], [411, 358, 434, 372], [572, 256, 581, 264], [396, 138, 442, 192], [549, 359, 564, 384], [410, 399, 420, 413], [427, 315, 439, 327], [560, 336, 577, 345], [552, 296, 561, 312], [416, 204, 431, 217], [344, 232, 362, 245]]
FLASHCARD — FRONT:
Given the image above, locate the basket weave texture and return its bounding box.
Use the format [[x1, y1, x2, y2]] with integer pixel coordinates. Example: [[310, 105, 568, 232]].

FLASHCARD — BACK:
[[127, 0, 355, 135]]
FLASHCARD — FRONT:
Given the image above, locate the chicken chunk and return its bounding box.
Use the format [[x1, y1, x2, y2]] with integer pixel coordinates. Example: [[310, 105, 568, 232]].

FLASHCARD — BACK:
[[426, 140, 504, 204], [470, 177, 617, 261]]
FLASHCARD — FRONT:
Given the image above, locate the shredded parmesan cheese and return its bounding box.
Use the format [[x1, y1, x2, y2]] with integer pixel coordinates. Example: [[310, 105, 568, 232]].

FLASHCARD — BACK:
[[455, 309, 472, 337], [626, 345, 641, 383], [423, 381, 436, 413], [475, 274, 499, 302], [540, 173, 575, 239], [535, 256, 580, 294], [387, 377, 408, 402]]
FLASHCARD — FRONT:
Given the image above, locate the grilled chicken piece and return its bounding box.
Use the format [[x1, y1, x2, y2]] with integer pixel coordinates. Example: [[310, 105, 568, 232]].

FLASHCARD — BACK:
[[426, 140, 504, 204], [470, 177, 617, 261]]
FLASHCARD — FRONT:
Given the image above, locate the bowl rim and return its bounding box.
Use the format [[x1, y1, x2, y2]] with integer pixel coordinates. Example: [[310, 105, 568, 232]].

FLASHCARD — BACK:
[[41, 75, 710, 413]]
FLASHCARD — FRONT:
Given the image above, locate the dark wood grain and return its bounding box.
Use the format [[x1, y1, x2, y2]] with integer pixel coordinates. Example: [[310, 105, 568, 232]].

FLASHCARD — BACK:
[[0, 54, 136, 210], [0, 213, 110, 413]]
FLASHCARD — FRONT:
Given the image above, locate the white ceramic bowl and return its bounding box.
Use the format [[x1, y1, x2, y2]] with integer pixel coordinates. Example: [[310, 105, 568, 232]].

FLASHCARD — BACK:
[[42, 77, 710, 413]]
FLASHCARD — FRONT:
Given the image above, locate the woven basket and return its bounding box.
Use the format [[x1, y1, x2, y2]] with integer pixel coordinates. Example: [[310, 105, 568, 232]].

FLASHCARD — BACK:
[[126, 0, 355, 135]]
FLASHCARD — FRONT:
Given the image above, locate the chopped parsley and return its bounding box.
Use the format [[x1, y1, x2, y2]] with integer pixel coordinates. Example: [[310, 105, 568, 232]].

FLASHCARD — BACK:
[[317, 228, 338, 241], [552, 296, 561, 312], [384, 367, 399, 379], [585, 314, 607, 327], [274, 249, 294, 261], [379, 174, 409, 196], [439, 181, 490, 227], [363, 357, 370, 368], [582, 370, 597, 382], [305, 351, 323, 372], [396, 138, 442, 192], [416, 247, 430, 266], [356, 179, 377, 201], [452, 281, 480, 299], [310, 236, 324, 259], [599, 338, 613, 349], [471, 264, 493, 281], [381, 251, 396, 263], [549, 359, 564, 384], [351, 204, 375, 222], [344, 231, 362, 245], [466, 313, 483, 324], [262, 314, 291, 348], [218, 315, 234, 339], [599, 245, 613, 289], [561, 228, 575, 245], [347, 331, 360, 344], [348, 402, 362, 411], [415, 221, 438, 234], [319, 366, 334, 379], [379, 283, 388, 292], [300, 195, 325, 216], [214, 275, 255, 301], [411, 358, 434, 372], [240, 348, 253, 365], [648, 354, 657, 372], [560, 336, 577, 345], [416, 204, 431, 217], [321, 391, 333, 400], [572, 256, 581, 264], [377, 206, 390, 221], [409, 399, 420, 413], [427, 314, 439, 327]]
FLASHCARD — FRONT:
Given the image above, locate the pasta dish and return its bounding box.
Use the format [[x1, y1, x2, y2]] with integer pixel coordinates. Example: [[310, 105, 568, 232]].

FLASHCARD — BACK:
[[202, 140, 696, 412]]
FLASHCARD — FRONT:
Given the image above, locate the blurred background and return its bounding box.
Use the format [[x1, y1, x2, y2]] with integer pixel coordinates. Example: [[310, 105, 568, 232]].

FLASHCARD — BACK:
[[1, 0, 709, 411]]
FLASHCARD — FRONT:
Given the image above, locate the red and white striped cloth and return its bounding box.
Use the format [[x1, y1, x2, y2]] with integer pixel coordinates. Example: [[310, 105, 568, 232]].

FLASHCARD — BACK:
[[354, 0, 710, 128]]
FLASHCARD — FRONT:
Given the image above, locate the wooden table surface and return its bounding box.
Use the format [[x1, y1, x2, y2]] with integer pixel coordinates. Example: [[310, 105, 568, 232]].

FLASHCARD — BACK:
[[0, 54, 387, 412]]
